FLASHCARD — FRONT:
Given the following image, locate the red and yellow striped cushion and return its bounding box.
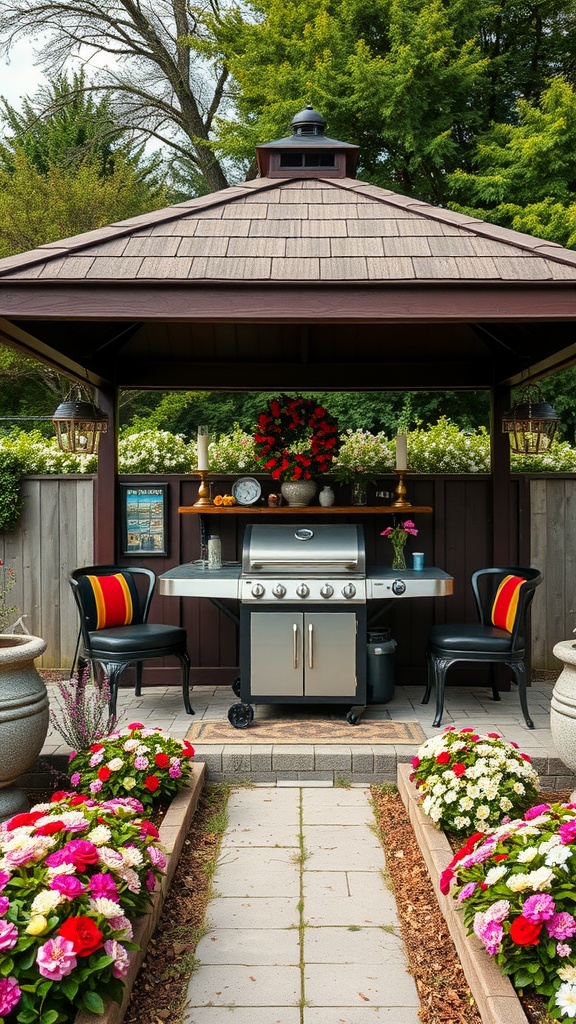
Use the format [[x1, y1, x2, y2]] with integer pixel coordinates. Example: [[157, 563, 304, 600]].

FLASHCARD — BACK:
[[84, 573, 135, 629], [491, 575, 525, 632]]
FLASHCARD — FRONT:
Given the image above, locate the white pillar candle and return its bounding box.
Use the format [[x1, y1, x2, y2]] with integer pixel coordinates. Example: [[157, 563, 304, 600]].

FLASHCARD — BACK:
[[395, 432, 407, 471], [197, 426, 209, 471]]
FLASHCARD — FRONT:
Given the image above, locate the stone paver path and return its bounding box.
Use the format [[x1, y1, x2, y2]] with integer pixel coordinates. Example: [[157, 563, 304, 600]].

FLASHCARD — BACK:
[[182, 786, 420, 1024]]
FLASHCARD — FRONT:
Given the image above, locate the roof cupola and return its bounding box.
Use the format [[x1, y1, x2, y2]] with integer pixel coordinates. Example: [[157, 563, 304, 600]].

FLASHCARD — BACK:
[[255, 105, 359, 179]]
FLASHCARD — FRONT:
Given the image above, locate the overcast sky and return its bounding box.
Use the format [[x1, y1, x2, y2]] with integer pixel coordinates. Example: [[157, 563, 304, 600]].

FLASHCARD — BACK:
[[2, 38, 47, 107]]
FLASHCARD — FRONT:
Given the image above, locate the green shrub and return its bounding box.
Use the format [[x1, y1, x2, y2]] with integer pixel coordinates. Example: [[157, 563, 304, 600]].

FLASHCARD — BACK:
[[117, 429, 192, 473], [0, 447, 25, 531]]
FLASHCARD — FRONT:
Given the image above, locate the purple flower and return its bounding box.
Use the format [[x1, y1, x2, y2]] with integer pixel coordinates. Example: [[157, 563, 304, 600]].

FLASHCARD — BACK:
[[169, 764, 182, 779], [456, 882, 478, 903], [134, 755, 149, 771], [90, 779, 103, 793], [0, 920, 18, 951], [546, 912, 576, 940], [104, 938, 130, 978], [50, 874, 85, 899], [89, 750, 104, 767], [484, 900, 510, 924], [89, 873, 119, 899], [0, 896, 9, 916], [145, 870, 156, 891], [523, 893, 556, 922], [36, 936, 77, 980], [147, 845, 167, 870], [70, 772, 81, 786], [0, 976, 21, 1016], [473, 915, 503, 956]]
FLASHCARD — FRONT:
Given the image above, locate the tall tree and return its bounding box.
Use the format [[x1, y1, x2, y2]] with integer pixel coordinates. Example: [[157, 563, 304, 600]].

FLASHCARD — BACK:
[[0, 0, 230, 193]]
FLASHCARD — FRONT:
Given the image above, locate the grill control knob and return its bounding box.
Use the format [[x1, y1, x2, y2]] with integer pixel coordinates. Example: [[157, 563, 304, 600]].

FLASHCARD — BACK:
[[320, 584, 334, 599], [341, 583, 357, 600], [272, 583, 286, 598], [392, 579, 406, 595], [296, 583, 310, 598], [251, 583, 265, 598]]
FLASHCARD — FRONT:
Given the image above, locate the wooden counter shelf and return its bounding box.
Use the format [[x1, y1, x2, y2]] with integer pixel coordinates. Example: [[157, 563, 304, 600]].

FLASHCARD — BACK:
[[178, 505, 433, 515]]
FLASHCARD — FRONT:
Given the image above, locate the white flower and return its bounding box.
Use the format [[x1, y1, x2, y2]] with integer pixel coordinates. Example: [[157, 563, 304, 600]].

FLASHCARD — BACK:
[[516, 847, 538, 863], [121, 847, 143, 867], [31, 889, 64, 915], [555, 982, 576, 1018], [107, 757, 124, 772], [123, 777, 137, 791], [527, 866, 555, 890], [485, 865, 508, 886], [90, 897, 123, 918], [512, 782, 526, 795], [506, 873, 533, 892], [544, 845, 572, 869], [559, 967, 576, 983], [459, 796, 474, 811], [123, 739, 139, 752], [87, 825, 112, 846], [475, 805, 490, 820], [499, 798, 513, 812], [454, 816, 471, 829]]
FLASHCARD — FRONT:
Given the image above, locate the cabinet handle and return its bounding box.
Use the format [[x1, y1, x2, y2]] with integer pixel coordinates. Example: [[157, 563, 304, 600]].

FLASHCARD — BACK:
[[308, 622, 313, 668], [293, 622, 298, 668]]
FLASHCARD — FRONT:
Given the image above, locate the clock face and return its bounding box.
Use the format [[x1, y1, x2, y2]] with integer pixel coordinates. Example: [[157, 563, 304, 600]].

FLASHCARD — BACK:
[[232, 477, 262, 506]]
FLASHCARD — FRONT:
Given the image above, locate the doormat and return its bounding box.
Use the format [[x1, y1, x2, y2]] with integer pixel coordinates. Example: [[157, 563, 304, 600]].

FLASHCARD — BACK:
[[186, 717, 425, 745]]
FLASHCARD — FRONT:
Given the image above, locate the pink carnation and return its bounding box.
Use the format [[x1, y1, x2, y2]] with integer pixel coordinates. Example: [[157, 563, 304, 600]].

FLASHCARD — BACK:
[[0, 976, 21, 1017], [36, 936, 77, 981], [522, 893, 555, 922], [546, 912, 576, 940], [473, 914, 503, 955], [89, 873, 119, 899], [50, 875, 85, 899], [559, 819, 576, 844], [524, 804, 551, 821], [558, 943, 572, 957], [0, 871, 10, 891], [0, 920, 18, 951], [104, 938, 130, 978]]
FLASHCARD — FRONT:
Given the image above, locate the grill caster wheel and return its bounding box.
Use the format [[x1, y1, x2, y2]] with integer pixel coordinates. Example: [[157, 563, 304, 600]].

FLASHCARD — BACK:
[[231, 677, 241, 698], [228, 703, 254, 729], [346, 710, 359, 725]]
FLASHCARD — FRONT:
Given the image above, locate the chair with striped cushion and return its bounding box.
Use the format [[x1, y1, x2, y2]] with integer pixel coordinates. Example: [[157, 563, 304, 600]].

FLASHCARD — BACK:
[[69, 565, 193, 717], [422, 566, 542, 729]]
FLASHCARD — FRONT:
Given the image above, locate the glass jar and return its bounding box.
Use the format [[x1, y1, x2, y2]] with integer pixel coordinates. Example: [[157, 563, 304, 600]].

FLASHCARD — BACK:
[[351, 481, 367, 506]]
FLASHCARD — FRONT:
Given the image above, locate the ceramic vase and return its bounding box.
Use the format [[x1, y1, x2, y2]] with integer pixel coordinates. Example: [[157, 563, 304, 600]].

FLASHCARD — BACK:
[[551, 640, 576, 799], [280, 480, 317, 507], [319, 485, 335, 507], [351, 481, 368, 506], [0, 634, 49, 821]]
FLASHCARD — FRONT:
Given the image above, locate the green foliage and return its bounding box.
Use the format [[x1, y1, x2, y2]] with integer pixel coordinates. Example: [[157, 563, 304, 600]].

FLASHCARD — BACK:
[[0, 429, 95, 474], [0, 446, 25, 531], [332, 429, 394, 483], [208, 423, 257, 473]]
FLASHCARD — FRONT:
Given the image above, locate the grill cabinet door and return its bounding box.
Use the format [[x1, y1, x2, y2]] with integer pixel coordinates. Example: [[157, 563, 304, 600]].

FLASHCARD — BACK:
[[304, 612, 357, 697], [250, 612, 304, 696]]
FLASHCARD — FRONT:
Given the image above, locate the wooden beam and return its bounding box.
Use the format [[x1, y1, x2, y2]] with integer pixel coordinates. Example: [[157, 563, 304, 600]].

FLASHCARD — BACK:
[[490, 384, 512, 565], [500, 340, 576, 386], [0, 318, 114, 386], [114, 359, 495, 390], [94, 386, 118, 563], [2, 282, 576, 323]]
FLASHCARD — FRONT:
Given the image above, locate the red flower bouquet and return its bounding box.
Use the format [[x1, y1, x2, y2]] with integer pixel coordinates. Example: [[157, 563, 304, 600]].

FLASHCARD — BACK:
[[254, 395, 340, 481]]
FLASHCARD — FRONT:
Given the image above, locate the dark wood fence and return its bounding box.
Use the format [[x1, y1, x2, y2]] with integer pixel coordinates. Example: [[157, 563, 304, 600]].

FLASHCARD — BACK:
[[3, 472, 571, 678]]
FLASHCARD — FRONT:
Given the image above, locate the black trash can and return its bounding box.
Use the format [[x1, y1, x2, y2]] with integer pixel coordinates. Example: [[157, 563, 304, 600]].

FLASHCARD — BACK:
[[367, 628, 396, 703]]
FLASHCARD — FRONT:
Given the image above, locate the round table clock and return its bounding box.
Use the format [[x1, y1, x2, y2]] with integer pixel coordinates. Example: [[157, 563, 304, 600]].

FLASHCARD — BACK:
[[231, 477, 262, 506]]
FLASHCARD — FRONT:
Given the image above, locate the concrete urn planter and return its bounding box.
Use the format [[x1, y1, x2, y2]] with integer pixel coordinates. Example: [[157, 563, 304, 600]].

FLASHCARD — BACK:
[[0, 633, 49, 821], [551, 639, 576, 800], [280, 479, 317, 506]]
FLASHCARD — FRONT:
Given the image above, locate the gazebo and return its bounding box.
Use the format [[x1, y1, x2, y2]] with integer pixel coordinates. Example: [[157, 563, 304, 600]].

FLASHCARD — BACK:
[[1, 106, 575, 685]]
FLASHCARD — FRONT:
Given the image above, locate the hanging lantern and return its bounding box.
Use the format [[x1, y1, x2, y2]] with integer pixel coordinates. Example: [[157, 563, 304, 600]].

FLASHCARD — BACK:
[[502, 383, 559, 455], [52, 385, 108, 455]]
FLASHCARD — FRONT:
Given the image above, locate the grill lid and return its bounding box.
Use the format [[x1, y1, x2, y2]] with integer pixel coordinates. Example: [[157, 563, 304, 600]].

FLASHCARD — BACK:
[[242, 523, 365, 576]]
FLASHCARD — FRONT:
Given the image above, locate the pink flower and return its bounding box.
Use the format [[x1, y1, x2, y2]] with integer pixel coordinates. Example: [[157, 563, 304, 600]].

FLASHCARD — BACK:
[[559, 819, 576, 844], [0, 871, 10, 892], [558, 943, 572, 957], [128, 722, 143, 731], [524, 804, 551, 821], [0, 976, 21, 1016], [50, 874, 86, 899], [520, 752, 532, 762], [145, 870, 156, 891], [546, 912, 576, 940], [411, 756, 420, 768], [0, 896, 9, 916], [68, 750, 77, 761], [456, 882, 478, 902], [36, 936, 78, 980], [0, 920, 18, 950], [484, 900, 510, 924], [89, 751, 104, 767], [522, 893, 555, 922], [89, 873, 119, 899], [104, 938, 130, 978], [70, 772, 81, 787], [473, 914, 503, 955], [487, 732, 500, 738], [169, 764, 182, 779], [90, 779, 103, 793], [439, 867, 454, 895], [147, 846, 167, 870], [134, 755, 149, 770], [380, 527, 392, 537], [109, 914, 133, 939]]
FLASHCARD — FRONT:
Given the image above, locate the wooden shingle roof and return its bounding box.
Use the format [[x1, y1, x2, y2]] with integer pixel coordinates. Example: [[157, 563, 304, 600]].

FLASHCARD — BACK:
[[2, 176, 576, 284]]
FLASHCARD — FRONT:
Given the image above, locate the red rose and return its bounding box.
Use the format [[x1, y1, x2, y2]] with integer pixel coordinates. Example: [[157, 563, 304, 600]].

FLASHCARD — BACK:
[[51, 791, 69, 803], [7, 810, 44, 830], [155, 753, 170, 769], [460, 727, 474, 733], [58, 916, 104, 957], [35, 820, 65, 836], [98, 766, 111, 781], [90, 743, 105, 753], [509, 915, 542, 946], [128, 722, 143, 731], [452, 763, 466, 777], [494, 854, 509, 862], [487, 732, 500, 738], [436, 751, 450, 765], [69, 794, 88, 806], [520, 752, 532, 762], [140, 819, 160, 838], [144, 775, 160, 792], [182, 741, 195, 758], [439, 868, 454, 895], [270, 400, 281, 418], [411, 756, 420, 768]]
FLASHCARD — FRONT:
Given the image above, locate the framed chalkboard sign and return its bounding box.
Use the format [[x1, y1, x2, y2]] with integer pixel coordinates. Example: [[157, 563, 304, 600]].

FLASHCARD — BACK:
[[120, 484, 168, 556]]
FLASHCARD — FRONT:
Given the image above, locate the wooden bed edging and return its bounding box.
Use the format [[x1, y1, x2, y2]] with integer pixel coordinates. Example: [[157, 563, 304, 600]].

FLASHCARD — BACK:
[[74, 762, 206, 1024]]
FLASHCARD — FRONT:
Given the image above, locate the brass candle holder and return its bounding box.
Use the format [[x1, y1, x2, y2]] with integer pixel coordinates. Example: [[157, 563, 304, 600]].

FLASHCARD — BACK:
[[392, 469, 412, 509], [193, 469, 213, 507]]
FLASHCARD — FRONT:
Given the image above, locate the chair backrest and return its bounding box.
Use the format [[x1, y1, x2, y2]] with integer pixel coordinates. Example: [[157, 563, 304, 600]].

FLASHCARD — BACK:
[[68, 566, 156, 642], [471, 566, 542, 650]]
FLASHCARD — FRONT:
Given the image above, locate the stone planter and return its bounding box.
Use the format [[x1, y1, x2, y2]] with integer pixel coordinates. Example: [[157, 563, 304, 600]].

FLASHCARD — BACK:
[[281, 479, 317, 506], [551, 640, 576, 799], [0, 633, 49, 820]]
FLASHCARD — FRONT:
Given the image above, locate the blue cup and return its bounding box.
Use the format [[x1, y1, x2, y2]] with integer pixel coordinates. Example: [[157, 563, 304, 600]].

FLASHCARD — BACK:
[[412, 552, 424, 571]]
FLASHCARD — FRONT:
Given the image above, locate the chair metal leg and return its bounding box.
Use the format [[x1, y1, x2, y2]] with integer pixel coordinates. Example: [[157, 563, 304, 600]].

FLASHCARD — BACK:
[[432, 657, 450, 728], [179, 651, 194, 715], [489, 664, 501, 702], [134, 663, 143, 696], [421, 650, 433, 705], [96, 662, 126, 718], [510, 660, 534, 729]]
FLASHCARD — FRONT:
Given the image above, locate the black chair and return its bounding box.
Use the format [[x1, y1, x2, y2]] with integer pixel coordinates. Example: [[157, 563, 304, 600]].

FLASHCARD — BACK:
[[69, 564, 193, 717], [423, 566, 542, 729]]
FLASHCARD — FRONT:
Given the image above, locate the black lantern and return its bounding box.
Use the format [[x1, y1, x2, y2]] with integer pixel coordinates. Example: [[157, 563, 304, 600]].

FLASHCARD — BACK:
[[52, 385, 108, 454], [502, 383, 559, 455]]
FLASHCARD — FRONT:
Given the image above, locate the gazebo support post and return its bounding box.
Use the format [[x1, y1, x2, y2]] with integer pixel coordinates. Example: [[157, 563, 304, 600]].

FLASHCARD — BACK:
[[94, 384, 118, 563], [490, 384, 512, 566]]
